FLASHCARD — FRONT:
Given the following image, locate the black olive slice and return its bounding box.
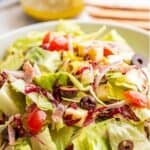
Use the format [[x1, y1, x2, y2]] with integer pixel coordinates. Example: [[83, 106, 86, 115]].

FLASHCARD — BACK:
[[80, 96, 96, 110], [131, 54, 147, 68], [118, 140, 134, 150]]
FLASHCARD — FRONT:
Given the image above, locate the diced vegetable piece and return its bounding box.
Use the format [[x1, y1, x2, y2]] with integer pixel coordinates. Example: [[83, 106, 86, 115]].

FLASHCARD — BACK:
[[27, 108, 47, 134], [104, 47, 113, 57], [124, 91, 148, 108]]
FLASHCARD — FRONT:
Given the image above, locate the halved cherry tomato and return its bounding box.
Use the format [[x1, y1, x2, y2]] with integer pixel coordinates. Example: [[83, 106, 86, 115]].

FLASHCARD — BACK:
[[124, 91, 148, 108], [42, 32, 51, 45], [27, 108, 47, 134], [104, 47, 113, 57], [48, 36, 68, 51]]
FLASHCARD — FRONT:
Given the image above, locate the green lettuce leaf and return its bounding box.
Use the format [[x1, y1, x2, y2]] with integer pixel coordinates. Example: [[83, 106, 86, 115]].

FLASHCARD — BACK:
[[31, 126, 57, 150], [105, 72, 137, 100], [0, 53, 24, 71], [14, 138, 31, 150], [0, 83, 25, 115], [25, 47, 61, 72], [34, 73, 68, 91], [107, 72, 136, 90], [26, 93, 52, 111], [8, 31, 45, 54], [72, 122, 109, 150], [134, 108, 150, 122], [11, 79, 52, 111], [59, 72, 89, 91], [108, 120, 150, 150], [51, 126, 74, 150], [102, 30, 127, 44], [34, 73, 57, 91]]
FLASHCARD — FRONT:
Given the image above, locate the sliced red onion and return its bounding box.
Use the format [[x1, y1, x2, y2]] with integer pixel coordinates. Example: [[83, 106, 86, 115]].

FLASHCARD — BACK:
[[96, 104, 139, 122], [106, 101, 126, 109], [68, 35, 73, 52], [83, 109, 95, 126], [0, 72, 8, 87], [141, 68, 149, 95], [51, 104, 65, 123], [23, 61, 34, 83], [76, 66, 90, 75], [8, 124, 15, 145]]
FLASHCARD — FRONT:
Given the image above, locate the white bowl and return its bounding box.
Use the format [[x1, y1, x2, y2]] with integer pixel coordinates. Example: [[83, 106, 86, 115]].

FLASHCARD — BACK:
[[0, 21, 149, 59]]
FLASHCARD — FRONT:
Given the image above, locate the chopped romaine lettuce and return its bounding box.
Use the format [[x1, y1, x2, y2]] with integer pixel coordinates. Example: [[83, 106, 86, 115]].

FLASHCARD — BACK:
[[0, 83, 25, 115], [11, 79, 52, 111], [26, 47, 61, 72], [8, 31, 45, 53], [34, 73, 57, 91], [51, 126, 74, 150], [26, 93, 52, 111], [34, 72, 68, 91], [108, 120, 150, 150], [107, 72, 136, 90], [0, 53, 24, 71], [72, 121, 109, 150], [31, 126, 57, 150], [96, 72, 139, 101]]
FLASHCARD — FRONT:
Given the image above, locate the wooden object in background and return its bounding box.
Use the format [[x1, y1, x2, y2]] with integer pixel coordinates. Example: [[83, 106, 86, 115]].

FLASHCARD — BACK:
[[85, 0, 150, 30]]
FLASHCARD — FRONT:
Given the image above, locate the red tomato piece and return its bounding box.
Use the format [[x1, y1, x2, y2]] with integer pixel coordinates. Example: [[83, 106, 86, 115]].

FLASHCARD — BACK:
[[48, 36, 68, 51], [42, 32, 51, 45], [27, 108, 47, 134], [104, 47, 113, 57], [124, 91, 148, 108]]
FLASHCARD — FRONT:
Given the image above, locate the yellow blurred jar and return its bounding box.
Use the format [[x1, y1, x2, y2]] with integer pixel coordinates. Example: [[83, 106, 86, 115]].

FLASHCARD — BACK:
[[21, 0, 84, 21]]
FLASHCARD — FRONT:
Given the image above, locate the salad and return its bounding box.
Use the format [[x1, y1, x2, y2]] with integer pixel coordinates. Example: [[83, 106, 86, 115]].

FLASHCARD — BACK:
[[0, 21, 149, 150]]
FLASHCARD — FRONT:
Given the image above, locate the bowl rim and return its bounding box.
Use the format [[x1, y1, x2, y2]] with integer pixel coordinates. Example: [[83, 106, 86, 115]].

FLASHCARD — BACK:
[[0, 20, 150, 40]]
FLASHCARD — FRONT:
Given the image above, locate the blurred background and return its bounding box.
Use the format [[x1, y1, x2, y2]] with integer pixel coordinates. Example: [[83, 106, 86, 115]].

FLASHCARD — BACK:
[[0, 0, 150, 34]]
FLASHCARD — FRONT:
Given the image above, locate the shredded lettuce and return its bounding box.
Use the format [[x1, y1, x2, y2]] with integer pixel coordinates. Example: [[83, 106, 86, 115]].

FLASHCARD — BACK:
[[102, 30, 127, 44], [56, 20, 84, 36], [75, 26, 106, 42]]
